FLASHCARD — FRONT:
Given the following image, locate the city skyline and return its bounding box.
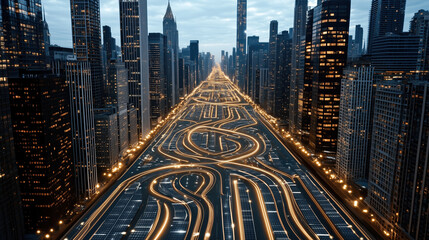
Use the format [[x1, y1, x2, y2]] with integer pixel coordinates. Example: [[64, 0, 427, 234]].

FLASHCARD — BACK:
[[1, 0, 429, 239], [44, 0, 426, 60]]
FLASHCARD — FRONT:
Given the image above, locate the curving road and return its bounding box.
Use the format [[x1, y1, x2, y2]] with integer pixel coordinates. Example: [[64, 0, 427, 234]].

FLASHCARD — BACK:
[[63, 68, 374, 240]]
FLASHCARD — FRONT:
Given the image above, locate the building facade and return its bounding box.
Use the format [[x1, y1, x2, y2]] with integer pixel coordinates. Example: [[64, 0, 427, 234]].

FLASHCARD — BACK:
[[307, 0, 351, 156], [70, 0, 104, 108], [120, 0, 151, 137], [336, 65, 375, 184], [236, 0, 247, 90]]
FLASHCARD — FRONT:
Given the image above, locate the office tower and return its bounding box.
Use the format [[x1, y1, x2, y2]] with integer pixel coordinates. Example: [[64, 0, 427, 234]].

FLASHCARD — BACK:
[[190, 40, 199, 86], [336, 64, 374, 184], [8, 69, 74, 232], [103, 26, 114, 62], [410, 10, 429, 75], [0, 0, 45, 69], [367, 0, 406, 54], [290, 0, 308, 135], [178, 57, 185, 97], [0, 16, 24, 237], [366, 80, 429, 237], [300, 8, 315, 144], [120, 0, 150, 137], [251, 42, 269, 104], [274, 31, 292, 122], [396, 82, 429, 240], [148, 33, 168, 128], [0, 83, 24, 239], [354, 25, 363, 57], [67, 61, 98, 200], [115, 62, 130, 158], [236, 0, 247, 90], [306, 0, 351, 156], [264, 20, 278, 114], [230, 47, 237, 79], [163, 1, 179, 105], [247, 36, 260, 98], [371, 33, 421, 74], [94, 108, 119, 176], [70, 0, 104, 108]]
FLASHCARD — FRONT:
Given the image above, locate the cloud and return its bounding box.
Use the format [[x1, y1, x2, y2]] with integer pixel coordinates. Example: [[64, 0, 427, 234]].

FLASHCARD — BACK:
[[43, 0, 426, 61]]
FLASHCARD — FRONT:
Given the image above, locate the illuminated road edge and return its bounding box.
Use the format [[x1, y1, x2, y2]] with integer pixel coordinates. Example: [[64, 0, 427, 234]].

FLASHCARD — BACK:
[[63, 68, 373, 240]]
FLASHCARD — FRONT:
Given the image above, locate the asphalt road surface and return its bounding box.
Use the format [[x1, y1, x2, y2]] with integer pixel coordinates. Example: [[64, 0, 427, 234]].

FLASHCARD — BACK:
[[63, 68, 373, 240]]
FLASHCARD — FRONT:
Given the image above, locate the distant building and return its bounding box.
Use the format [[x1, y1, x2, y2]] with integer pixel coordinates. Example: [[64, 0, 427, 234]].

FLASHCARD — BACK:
[[410, 10, 429, 77], [148, 33, 168, 128], [120, 0, 151, 138], [367, 0, 406, 54], [190, 40, 200, 86], [247, 36, 260, 98], [290, 0, 308, 136], [274, 30, 292, 123], [263, 20, 278, 114], [70, 0, 104, 108], [236, 0, 247, 90], [336, 65, 375, 184], [49, 46, 75, 61], [163, 1, 180, 105]]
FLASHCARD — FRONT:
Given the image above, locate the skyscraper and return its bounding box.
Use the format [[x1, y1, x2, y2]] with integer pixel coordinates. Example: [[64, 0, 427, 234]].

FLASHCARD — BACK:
[[290, 0, 308, 136], [236, 0, 247, 90], [274, 31, 292, 122], [336, 64, 374, 183], [396, 82, 429, 240], [190, 40, 199, 87], [9, 69, 75, 232], [148, 33, 168, 128], [163, 1, 180, 105], [264, 20, 278, 114], [247, 36, 260, 98], [70, 0, 104, 108], [120, 0, 150, 138], [0, 4, 25, 233], [367, 0, 406, 54], [67, 61, 98, 200], [307, 0, 351, 156], [410, 10, 429, 75], [354, 25, 364, 57]]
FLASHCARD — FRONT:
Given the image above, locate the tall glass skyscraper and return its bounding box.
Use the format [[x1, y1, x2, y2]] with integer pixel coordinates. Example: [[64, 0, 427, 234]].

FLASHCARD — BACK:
[[306, 0, 351, 156], [290, 0, 308, 136], [163, 1, 180, 106], [120, 0, 151, 138], [367, 0, 406, 54], [70, 0, 104, 108], [236, 0, 247, 91]]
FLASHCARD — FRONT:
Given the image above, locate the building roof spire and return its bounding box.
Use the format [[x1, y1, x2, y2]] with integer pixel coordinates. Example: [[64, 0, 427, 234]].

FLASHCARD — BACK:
[[164, 0, 174, 20]]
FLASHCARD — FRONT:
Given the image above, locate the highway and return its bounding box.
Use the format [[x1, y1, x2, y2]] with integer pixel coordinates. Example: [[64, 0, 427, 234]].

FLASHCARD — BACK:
[[63, 68, 374, 240]]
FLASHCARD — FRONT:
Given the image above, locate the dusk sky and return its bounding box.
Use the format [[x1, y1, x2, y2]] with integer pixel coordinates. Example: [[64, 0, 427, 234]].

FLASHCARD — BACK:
[[44, 0, 427, 61]]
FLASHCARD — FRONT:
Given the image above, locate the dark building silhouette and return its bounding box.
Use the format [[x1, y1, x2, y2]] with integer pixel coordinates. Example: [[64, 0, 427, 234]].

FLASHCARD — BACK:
[[290, 0, 308, 136], [70, 0, 104, 108], [8, 69, 74, 232], [236, 0, 247, 90], [263, 20, 278, 114], [305, 0, 351, 156], [367, 0, 406, 54], [410, 10, 429, 76], [274, 31, 292, 123], [163, 1, 180, 105], [247, 36, 260, 98], [148, 33, 168, 128]]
